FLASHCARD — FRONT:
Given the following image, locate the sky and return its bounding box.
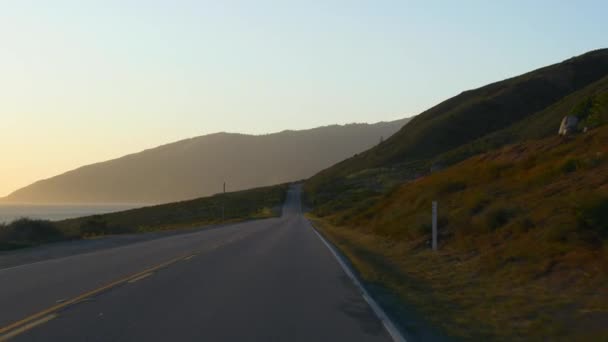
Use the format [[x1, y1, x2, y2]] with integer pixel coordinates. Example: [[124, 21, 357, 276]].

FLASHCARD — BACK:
[[1, 0, 607, 197]]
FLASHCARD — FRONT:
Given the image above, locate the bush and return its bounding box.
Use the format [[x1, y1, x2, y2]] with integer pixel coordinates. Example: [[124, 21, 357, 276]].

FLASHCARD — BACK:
[[515, 216, 535, 233], [79, 216, 134, 236], [415, 222, 432, 237], [546, 224, 575, 243], [576, 195, 608, 237], [7, 218, 64, 243], [468, 194, 491, 215], [0, 222, 9, 244], [485, 207, 516, 230], [486, 163, 513, 179], [0, 218, 65, 250], [571, 97, 594, 120], [560, 158, 579, 174], [437, 180, 467, 194]]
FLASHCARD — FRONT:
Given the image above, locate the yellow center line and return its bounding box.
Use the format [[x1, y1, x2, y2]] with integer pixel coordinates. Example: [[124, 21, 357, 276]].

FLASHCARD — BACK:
[[0, 252, 191, 338], [127, 272, 154, 283], [0, 229, 263, 339], [0, 314, 57, 341]]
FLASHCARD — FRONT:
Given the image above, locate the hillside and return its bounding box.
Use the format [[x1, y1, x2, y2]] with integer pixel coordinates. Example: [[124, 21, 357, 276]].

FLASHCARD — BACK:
[[309, 124, 608, 340], [438, 73, 608, 166], [306, 49, 608, 208], [2, 119, 408, 204], [1, 184, 287, 251]]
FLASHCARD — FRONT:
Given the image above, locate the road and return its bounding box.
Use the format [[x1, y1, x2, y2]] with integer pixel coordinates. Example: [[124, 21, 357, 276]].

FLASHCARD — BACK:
[[0, 185, 394, 341]]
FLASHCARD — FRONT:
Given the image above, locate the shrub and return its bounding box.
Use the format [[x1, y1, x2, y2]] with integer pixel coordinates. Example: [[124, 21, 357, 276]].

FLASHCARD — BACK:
[[575, 93, 608, 129], [415, 222, 432, 237], [486, 163, 513, 179], [409, 210, 434, 238], [576, 195, 608, 237], [7, 218, 64, 243], [437, 180, 467, 194], [560, 158, 579, 174], [468, 194, 491, 215], [586, 152, 605, 168], [571, 97, 594, 120], [484, 206, 516, 230], [0, 218, 65, 250], [79, 216, 133, 236], [0, 222, 9, 244], [522, 156, 537, 170], [515, 216, 535, 233], [546, 224, 574, 243]]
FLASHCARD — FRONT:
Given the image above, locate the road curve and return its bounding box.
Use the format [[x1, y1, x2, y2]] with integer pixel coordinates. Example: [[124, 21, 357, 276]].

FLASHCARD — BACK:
[[0, 185, 393, 341]]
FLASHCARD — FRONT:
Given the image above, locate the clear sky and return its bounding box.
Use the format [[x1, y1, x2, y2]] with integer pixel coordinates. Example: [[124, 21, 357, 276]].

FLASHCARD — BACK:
[[1, 0, 607, 197]]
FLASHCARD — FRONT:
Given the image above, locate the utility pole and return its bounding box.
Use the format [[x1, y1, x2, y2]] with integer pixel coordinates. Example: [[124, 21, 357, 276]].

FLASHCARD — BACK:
[[222, 182, 226, 222], [432, 201, 438, 251]]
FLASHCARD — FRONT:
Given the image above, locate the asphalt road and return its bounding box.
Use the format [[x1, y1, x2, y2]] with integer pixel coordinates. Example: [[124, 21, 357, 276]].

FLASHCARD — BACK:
[[0, 186, 394, 341]]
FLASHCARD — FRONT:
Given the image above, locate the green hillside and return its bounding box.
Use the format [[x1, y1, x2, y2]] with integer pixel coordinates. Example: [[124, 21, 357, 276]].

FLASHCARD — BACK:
[[306, 49, 608, 211]]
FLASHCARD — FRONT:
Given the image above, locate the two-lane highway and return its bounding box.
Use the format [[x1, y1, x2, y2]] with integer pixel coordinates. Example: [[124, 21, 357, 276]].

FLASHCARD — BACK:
[[0, 186, 395, 341]]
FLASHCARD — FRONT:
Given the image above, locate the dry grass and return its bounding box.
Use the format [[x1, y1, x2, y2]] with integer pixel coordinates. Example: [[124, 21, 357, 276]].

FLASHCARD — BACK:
[[309, 126, 608, 341]]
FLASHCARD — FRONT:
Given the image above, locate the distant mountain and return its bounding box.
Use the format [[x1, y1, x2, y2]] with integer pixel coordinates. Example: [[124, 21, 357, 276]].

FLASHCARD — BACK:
[[306, 49, 608, 206], [2, 119, 410, 204]]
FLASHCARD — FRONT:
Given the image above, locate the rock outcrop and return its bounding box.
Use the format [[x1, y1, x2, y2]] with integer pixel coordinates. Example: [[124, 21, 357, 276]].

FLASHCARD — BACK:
[[558, 116, 579, 136]]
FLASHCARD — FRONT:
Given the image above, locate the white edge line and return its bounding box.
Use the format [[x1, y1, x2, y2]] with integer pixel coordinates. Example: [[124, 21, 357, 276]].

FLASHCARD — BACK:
[[309, 222, 407, 342]]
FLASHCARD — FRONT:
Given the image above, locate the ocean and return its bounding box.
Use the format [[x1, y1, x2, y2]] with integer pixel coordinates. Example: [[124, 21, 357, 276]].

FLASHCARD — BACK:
[[0, 204, 141, 224]]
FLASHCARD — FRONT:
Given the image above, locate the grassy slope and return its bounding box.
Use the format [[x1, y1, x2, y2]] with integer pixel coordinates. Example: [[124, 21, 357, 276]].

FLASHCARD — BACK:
[[306, 49, 608, 211], [309, 126, 608, 340], [0, 184, 287, 250], [439, 74, 608, 166]]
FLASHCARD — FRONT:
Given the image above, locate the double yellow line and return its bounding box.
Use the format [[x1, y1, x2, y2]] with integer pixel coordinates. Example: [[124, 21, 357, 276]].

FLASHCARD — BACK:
[[0, 225, 267, 340], [0, 253, 197, 341]]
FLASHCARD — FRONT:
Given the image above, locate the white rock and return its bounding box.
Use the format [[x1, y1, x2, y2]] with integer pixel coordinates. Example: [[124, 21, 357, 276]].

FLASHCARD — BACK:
[[558, 116, 579, 136]]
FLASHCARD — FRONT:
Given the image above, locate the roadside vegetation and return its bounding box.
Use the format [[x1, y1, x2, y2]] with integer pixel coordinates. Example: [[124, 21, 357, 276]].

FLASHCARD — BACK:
[[307, 126, 608, 341], [0, 184, 287, 251], [0, 218, 66, 251]]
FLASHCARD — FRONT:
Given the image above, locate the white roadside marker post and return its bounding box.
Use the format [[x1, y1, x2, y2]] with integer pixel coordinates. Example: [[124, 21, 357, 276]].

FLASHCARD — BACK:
[[432, 201, 438, 251]]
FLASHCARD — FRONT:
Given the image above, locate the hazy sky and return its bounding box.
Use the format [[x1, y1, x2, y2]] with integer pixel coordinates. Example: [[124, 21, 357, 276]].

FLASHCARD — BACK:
[[1, 0, 607, 197]]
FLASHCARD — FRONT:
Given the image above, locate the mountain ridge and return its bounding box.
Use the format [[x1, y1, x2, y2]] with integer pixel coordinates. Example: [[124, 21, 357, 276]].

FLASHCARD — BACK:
[[306, 48, 608, 206], [3, 119, 410, 204]]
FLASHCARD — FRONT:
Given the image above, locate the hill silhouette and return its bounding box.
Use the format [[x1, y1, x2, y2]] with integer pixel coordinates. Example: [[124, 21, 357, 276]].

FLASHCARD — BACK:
[[3, 119, 409, 204]]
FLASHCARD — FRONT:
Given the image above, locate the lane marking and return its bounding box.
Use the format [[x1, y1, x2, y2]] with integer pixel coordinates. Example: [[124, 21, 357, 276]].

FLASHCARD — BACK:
[[0, 314, 57, 341], [308, 221, 407, 342], [183, 254, 197, 261], [0, 218, 264, 273], [127, 272, 154, 283], [0, 254, 187, 338], [0, 222, 277, 340]]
